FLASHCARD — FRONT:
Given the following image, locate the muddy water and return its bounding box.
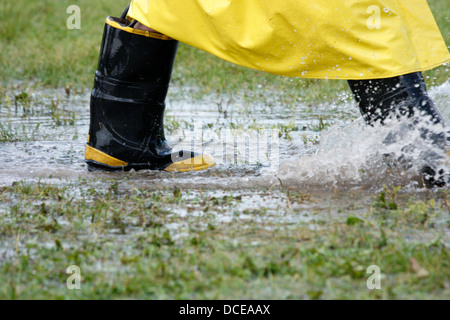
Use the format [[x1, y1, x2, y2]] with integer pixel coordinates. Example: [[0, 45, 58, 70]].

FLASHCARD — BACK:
[[0, 82, 449, 191]]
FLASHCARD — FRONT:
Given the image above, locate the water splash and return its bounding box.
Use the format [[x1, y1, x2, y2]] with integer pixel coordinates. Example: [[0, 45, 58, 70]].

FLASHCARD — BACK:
[[278, 112, 449, 190]]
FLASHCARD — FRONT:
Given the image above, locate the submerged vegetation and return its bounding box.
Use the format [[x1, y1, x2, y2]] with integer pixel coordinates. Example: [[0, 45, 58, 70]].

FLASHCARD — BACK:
[[0, 0, 448, 300]]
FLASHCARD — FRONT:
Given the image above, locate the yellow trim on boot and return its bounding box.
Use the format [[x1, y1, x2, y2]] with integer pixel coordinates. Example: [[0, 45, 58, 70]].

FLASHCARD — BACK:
[[165, 154, 216, 172], [106, 17, 174, 41], [85, 145, 128, 167]]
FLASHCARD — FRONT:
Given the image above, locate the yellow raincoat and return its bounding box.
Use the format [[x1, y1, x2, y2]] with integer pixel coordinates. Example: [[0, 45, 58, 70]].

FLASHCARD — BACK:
[[128, 0, 450, 79]]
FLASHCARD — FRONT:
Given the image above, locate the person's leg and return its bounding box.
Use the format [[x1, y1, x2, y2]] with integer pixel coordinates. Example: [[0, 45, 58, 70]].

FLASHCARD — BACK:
[[348, 72, 449, 187], [134, 22, 158, 33], [85, 8, 215, 172]]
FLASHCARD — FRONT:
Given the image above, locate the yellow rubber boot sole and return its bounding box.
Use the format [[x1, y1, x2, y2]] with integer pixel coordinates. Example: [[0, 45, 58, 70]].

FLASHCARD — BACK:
[[85, 145, 215, 172]]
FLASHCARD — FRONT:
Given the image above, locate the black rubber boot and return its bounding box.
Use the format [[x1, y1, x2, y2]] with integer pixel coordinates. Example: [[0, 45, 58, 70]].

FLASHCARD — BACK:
[[348, 72, 449, 187], [348, 72, 445, 126], [85, 16, 215, 172]]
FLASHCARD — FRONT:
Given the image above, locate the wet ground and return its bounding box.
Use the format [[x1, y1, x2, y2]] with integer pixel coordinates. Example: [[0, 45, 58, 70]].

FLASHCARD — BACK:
[[1, 81, 449, 190], [0, 82, 449, 225], [1, 82, 449, 299]]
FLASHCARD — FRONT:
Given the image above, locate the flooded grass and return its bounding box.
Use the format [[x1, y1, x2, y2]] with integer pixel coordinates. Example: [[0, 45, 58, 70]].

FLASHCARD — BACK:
[[0, 180, 448, 299], [0, 0, 449, 300], [0, 82, 449, 299]]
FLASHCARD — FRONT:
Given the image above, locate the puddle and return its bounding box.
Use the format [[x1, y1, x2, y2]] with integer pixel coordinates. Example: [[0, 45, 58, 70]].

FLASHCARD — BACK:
[[0, 82, 449, 191]]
